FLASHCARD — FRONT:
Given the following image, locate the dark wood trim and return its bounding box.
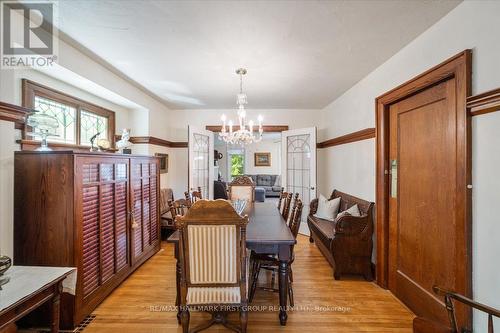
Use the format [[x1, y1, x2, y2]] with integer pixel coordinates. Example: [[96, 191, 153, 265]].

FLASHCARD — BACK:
[[22, 79, 116, 146], [467, 87, 500, 116], [0, 101, 32, 125], [205, 125, 289, 132], [375, 50, 472, 328], [316, 128, 375, 148], [115, 135, 188, 148], [16, 139, 118, 152]]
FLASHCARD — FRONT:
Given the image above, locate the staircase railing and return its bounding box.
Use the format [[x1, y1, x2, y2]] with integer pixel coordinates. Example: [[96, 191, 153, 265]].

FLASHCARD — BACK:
[[433, 286, 500, 333]]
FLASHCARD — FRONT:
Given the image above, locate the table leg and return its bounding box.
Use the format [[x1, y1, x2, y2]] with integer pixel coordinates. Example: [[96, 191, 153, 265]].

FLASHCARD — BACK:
[[175, 244, 181, 324], [50, 282, 62, 333], [278, 260, 289, 325]]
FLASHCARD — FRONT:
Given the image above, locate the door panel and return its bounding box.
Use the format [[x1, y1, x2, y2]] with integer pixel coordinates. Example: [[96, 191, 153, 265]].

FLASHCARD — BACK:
[[78, 157, 130, 298], [131, 159, 160, 264], [188, 126, 214, 199], [281, 127, 317, 235], [388, 78, 464, 326]]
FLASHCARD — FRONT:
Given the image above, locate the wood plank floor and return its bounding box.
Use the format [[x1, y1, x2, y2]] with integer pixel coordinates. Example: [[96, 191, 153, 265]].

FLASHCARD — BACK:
[[84, 235, 414, 332]]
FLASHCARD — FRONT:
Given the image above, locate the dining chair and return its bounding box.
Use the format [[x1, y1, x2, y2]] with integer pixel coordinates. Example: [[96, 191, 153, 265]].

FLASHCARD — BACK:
[[168, 198, 191, 224], [175, 199, 249, 333], [249, 199, 303, 307], [287, 193, 300, 222], [160, 188, 175, 236], [277, 187, 285, 209], [184, 186, 202, 204], [228, 176, 255, 203], [279, 191, 293, 220]]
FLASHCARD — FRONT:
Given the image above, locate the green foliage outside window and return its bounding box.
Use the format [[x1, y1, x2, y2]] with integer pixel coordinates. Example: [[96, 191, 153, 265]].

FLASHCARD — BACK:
[[231, 154, 244, 178]]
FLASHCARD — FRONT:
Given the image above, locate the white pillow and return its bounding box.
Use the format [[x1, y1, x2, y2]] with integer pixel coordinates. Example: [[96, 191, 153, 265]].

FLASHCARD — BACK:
[[313, 195, 341, 221], [335, 204, 361, 220]]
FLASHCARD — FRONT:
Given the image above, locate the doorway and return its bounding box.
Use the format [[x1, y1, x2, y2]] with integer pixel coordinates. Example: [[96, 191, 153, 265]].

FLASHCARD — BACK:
[[375, 51, 472, 329]]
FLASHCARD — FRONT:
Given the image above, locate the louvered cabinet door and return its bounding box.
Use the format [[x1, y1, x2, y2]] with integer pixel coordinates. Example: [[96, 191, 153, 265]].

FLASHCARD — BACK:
[[115, 163, 129, 272], [78, 157, 130, 300], [130, 158, 160, 264], [131, 160, 145, 263], [81, 176, 100, 298], [149, 162, 159, 243]]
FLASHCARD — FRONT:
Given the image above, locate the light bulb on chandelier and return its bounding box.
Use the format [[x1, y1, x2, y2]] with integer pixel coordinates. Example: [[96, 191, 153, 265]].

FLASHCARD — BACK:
[[219, 68, 263, 145]]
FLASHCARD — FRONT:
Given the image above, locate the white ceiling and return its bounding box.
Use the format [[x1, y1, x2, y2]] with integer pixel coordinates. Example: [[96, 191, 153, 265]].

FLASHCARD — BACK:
[[56, 0, 461, 110]]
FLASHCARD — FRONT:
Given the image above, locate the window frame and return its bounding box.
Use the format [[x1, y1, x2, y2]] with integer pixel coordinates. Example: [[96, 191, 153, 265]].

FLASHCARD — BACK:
[[22, 79, 116, 148]]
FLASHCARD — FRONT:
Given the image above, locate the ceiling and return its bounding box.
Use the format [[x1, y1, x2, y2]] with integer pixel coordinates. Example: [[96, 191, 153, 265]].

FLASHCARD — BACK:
[[56, 0, 461, 109]]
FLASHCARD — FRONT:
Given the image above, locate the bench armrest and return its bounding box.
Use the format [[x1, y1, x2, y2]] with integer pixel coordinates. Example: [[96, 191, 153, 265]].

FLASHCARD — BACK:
[[309, 198, 319, 215], [333, 214, 370, 236]]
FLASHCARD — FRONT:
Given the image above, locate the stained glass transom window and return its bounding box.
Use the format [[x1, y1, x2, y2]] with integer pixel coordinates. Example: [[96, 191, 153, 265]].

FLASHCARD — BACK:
[[34, 96, 76, 144], [80, 110, 109, 145]]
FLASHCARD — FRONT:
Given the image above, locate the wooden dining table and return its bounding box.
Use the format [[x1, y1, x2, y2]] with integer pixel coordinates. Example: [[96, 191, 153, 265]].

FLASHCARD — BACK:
[[167, 201, 296, 326]]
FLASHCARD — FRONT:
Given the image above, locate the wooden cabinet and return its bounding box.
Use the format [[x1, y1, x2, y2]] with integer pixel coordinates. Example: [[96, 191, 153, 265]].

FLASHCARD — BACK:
[[14, 151, 160, 329]]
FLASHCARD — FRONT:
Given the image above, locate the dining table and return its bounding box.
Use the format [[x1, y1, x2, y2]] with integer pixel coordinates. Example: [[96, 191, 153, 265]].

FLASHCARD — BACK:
[[166, 201, 296, 326]]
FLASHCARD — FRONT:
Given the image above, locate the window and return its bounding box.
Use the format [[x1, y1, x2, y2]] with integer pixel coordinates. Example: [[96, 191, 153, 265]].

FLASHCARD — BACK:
[[23, 80, 115, 147], [228, 149, 245, 180]]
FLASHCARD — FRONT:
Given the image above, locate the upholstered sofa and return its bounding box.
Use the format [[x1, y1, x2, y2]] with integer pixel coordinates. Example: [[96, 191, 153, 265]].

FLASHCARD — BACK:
[[308, 190, 374, 281], [244, 174, 281, 197]]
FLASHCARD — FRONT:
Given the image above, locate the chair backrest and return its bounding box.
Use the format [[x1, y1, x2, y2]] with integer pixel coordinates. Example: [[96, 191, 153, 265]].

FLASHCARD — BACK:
[[191, 186, 203, 202], [160, 188, 174, 215], [214, 181, 229, 200], [184, 187, 203, 204], [175, 199, 249, 294], [277, 187, 285, 210], [168, 198, 191, 221], [229, 176, 255, 203], [288, 198, 303, 239], [280, 192, 293, 220]]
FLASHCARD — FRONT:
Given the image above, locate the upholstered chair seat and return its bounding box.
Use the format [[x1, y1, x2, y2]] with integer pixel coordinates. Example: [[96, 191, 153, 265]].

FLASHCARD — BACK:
[[187, 286, 242, 305]]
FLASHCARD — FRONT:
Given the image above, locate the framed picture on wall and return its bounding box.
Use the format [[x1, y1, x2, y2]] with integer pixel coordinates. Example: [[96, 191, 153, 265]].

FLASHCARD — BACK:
[[155, 153, 168, 174], [254, 152, 271, 167]]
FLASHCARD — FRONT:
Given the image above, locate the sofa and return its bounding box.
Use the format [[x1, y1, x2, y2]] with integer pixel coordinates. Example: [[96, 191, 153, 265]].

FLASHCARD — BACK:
[[244, 174, 282, 197], [308, 190, 374, 281]]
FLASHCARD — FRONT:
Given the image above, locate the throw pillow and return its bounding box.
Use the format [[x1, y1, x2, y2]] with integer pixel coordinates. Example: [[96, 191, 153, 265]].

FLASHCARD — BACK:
[[313, 195, 341, 221], [335, 204, 361, 220], [274, 175, 281, 187]]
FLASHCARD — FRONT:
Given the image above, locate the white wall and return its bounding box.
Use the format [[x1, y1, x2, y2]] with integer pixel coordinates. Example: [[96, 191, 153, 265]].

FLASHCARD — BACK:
[[0, 35, 175, 258], [244, 139, 281, 176], [164, 108, 320, 196], [318, 1, 500, 330], [168, 108, 320, 141]]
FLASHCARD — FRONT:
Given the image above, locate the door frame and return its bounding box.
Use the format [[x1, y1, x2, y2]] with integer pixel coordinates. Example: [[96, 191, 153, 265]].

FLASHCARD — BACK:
[[375, 50, 472, 300]]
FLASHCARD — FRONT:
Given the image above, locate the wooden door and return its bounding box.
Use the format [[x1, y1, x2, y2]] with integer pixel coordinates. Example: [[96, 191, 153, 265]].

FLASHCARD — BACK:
[[77, 157, 130, 299], [130, 158, 160, 265], [381, 52, 472, 329]]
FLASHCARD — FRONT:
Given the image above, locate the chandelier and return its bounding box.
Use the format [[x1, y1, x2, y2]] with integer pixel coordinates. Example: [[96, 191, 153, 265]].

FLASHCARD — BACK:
[[219, 68, 263, 145]]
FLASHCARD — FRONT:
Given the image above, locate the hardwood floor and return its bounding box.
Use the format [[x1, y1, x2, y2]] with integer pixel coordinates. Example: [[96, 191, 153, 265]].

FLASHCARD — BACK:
[[84, 235, 414, 332]]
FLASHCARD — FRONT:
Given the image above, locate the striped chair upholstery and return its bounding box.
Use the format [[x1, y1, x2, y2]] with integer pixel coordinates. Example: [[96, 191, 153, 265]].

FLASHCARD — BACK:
[[187, 224, 237, 285], [176, 199, 249, 332]]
